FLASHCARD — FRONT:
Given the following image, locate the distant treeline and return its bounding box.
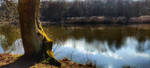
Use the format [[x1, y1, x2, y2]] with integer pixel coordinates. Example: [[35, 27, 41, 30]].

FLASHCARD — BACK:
[[0, 0, 150, 24], [0, 1, 18, 23], [40, 0, 150, 21]]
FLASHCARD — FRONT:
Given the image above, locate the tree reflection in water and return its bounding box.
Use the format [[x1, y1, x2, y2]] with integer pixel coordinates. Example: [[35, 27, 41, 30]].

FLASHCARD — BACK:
[[0, 25, 150, 68]]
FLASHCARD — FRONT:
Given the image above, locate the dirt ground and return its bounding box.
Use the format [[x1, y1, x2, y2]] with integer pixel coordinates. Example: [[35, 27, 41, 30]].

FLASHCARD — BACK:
[[0, 54, 95, 68]]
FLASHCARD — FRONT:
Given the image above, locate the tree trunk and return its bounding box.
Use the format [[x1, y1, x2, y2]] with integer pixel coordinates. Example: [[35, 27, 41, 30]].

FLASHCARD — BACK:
[[18, 0, 61, 66], [18, 0, 42, 56]]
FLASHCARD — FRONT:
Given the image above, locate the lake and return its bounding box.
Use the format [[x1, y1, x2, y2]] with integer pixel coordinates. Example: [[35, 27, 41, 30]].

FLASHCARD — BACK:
[[0, 24, 150, 68]]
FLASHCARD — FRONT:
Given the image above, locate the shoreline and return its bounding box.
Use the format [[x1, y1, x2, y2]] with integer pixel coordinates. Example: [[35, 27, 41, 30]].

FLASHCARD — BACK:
[[0, 53, 96, 68], [1, 21, 150, 26], [1, 16, 150, 26], [0, 21, 150, 30]]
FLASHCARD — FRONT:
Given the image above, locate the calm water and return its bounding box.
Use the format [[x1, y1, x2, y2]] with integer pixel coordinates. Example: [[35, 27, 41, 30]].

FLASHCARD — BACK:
[[0, 25, 150, 68]]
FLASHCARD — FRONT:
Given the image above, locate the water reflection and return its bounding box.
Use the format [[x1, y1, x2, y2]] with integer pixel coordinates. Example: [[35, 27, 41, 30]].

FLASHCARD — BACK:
[[0, 25, 20, 51], [46, 26, 150, 49], [2, 37, 150, 68], [0, 35, 6, 53], [0, 25, 150, 68], [53, 37, 150, 68], [6, 39, 24, 54]]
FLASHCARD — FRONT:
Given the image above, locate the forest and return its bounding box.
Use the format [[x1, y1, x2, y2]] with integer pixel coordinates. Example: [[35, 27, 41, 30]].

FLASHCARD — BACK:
[[0, 0, 150, 24]]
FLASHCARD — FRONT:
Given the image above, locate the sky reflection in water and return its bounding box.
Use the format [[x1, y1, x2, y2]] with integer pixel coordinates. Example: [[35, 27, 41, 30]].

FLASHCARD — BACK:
[[1, 37, 149, 68], [53, 37, 150, 68]]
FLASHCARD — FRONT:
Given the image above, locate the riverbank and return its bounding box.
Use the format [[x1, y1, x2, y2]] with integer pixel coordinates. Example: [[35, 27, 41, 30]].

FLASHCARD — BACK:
[[42, 16, 150, 25], [1, 21, 150, 31], [1, 16, 150, 26], [0, 54, 95, 68]]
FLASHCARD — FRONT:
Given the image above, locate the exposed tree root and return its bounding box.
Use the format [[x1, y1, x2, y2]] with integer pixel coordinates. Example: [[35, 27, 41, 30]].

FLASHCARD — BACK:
[[36, 18, 61, 67]]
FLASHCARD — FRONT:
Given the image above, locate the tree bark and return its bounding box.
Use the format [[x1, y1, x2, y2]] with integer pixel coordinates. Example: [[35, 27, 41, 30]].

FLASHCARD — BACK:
[[18, 0, 61, 66], [18, 0, 42, 56]]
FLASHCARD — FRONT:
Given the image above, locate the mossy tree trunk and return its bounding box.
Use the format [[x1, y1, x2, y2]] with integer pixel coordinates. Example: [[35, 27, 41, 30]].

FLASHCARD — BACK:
[[18, 0, 54, 58], [4, 0, 61, 66], [18, 0, 42, 56]]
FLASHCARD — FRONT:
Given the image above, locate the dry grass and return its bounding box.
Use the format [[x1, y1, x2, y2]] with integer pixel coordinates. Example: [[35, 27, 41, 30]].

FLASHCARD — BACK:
[[0, 54, 96, 68]]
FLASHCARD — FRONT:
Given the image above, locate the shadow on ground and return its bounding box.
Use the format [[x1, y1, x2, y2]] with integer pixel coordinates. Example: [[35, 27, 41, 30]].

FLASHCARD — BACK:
[[1, 56, 38, 68], [0, 55, 60, 68], [0, 54, 96, 68]]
